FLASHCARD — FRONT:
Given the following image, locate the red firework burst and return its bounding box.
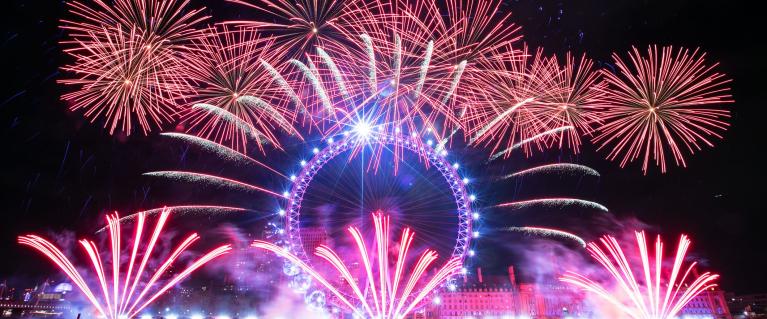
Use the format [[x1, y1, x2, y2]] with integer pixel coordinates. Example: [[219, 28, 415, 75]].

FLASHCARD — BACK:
[[18, 208, 231, 319], [593, 45, 733, 173], [430, 0, 523, 63], [60, 27, 188, 135], [178, 26, 303, 153], [535, 52, 605, 153], [464, 45, 569, 158], [225, 0, 350, 59], [59, 0, 207, 135]]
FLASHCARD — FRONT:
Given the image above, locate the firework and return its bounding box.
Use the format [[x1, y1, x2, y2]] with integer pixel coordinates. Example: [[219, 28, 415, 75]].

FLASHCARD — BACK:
[[487, 126, 576, 162], [503, 226, 587, 248], [496, 198, 608, 212], [62, 0, 207, 45], [429, 0, 522, 64], [502, 163, 601, 179], [96, 205, 253, 233], [536, 53, 605, 153], [143, 171, 285, 198], [465, 46, 569, 158], [593, 45, 733, 173], [59, 27, 188, 135], [252, 212, 462, 318], [225, 0, 349, 58], [59, 0, 207, 135], [161, 133, 287, 178], [18, 208, 231, 319], [560, 231, 719, 319], [268, 32, 466, 168], [178, 26, 302, 152]]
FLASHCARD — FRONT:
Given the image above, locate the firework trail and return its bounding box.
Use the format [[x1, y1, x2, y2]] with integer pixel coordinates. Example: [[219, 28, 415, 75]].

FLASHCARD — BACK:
[[503, 226, 587, 248], [143, 171, 285, 198], [95, 205, 252, 233], [18, 208, 231, 319], [502, 163, 601, 179], [160, 133, 287, 178], [496, 198, 608, 212], [59, 0, 207, 135], [593, 45, 733, 174], [487, 126, 575, 162], [560, 231, 719, 319], [252, 213, 462, 318], [178, 26, 302, 152]]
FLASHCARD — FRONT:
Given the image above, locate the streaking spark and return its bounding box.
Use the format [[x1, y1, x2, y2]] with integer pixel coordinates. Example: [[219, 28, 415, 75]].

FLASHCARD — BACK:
[[502, 163, 600, 179], [593, 45, 733, 173], [96, 205, 252, 233], [496, 198, 608, 212], [252, 212, 462, 318], [143, 171, 285, 198], [503, 226, 587, 248], [560, 231, 719, 319], [18, 208, 231, 319], [179, 26, 301, 152]]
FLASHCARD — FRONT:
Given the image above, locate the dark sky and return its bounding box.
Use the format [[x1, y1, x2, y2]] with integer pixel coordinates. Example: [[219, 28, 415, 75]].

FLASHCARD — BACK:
[[1, 0, 765, 294]]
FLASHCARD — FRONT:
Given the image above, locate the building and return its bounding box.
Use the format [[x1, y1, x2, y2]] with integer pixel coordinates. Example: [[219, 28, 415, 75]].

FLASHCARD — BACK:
[[728, 293, 767, 318], [414, 266, 731, 319]]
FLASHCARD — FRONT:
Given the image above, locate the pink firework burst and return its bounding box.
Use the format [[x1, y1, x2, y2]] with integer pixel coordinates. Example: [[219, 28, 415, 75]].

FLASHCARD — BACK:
[[252, 212, 462, 318], [560, 231, 719, 319], [431, 0, 523, 63], [178, 26, 303, 153], [60, 27, 189, 135], [59, 0, 207, 135], [18, 208, 231, 319], [225, 0, 350, 59], [62, 0, 207, 45], [593, 45, 733, 173], [535, 52, 606, 153], [465, 45, 570, 158]]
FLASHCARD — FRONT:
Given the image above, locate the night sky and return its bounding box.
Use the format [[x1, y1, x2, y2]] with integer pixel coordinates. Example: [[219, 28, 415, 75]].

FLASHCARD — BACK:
[[1, 0, 765, 294]]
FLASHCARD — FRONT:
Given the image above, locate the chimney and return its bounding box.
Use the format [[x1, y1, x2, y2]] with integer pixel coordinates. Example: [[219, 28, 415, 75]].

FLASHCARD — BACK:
[[477, 267, 483, 283], [508, 265, 517, 288]]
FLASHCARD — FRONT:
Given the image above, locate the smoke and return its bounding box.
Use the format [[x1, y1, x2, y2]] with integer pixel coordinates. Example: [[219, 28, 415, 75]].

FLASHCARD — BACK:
[[201, 223, 280, 295], [259, 285, 331, 318], [507, 214, 658, 317], [196, 223, 337, 318]]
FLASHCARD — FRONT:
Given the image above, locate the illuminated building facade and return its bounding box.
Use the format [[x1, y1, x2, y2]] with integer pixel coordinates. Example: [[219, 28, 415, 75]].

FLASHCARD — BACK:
[[414, 266, 732, 319]]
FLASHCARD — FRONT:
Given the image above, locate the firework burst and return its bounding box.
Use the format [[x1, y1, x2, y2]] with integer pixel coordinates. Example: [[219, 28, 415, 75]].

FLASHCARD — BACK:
[[267, 31, 467, 169], [226, 0, 349, 59], [18, 208, 231, 319], [593, 45, 733, 173], [178, 26, 302, 152], [252, 212, 462, 318], [560, 231, 719, 319], [465, 45, 568, 158], [62, 0, 207, 45], [59, 27, 189, 135], [59, 0, 207, 135], [536, 52, 605, 153]]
